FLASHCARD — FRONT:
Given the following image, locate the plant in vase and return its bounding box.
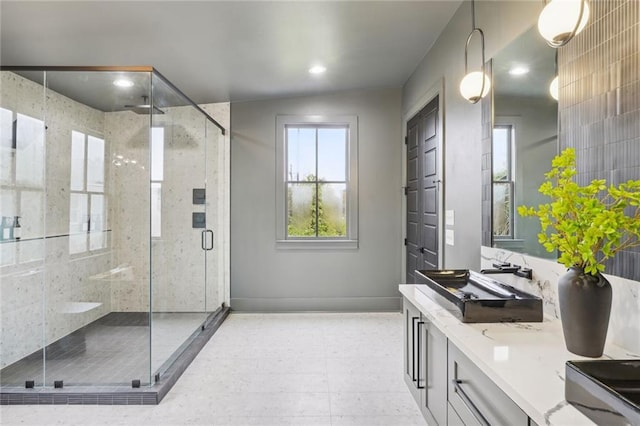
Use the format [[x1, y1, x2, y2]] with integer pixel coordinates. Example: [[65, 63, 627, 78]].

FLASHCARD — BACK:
[[518, 148, 640, 357]]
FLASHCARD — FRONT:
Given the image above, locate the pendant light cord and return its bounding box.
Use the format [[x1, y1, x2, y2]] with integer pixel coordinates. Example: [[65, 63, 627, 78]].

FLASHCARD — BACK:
[[471, 0, 476, 31], [463, 0, 487, 104]]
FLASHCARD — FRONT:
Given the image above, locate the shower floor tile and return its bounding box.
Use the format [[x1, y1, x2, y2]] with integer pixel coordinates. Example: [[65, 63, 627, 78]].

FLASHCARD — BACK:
[[0, 312, 207, 387]]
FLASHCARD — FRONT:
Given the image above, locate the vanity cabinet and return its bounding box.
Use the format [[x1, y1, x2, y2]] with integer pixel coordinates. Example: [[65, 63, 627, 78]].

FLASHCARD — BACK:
[[448, 341, 528, 425], [403, 298, 447, 425], [403, 297, 422, 404], [403, 295, 530, 425]]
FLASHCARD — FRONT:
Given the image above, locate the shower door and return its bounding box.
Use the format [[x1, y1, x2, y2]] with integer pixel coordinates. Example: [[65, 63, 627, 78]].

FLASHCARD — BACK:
[[0, 70, 47, 387], [149, 75, 215, 377]]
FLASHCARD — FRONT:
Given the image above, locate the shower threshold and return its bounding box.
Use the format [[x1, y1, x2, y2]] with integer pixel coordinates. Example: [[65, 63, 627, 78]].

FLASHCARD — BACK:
[[0, 306, 230, 405]]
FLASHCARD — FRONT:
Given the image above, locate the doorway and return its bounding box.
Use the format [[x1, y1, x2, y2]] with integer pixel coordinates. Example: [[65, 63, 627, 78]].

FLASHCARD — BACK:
[[406, 96, 440, 283]]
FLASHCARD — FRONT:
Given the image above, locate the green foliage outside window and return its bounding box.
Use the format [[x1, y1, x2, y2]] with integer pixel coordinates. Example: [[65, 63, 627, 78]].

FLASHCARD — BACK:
[[287, 174, 346, 238]]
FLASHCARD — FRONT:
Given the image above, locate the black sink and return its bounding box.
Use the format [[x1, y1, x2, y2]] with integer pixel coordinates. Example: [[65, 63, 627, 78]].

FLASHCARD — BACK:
[[566, 360, 640, 425], [415, 269, 542, 323]]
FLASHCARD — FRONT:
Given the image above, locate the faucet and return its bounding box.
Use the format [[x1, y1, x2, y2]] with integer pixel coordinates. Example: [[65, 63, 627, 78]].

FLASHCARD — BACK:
[[480, 262, 520, 274], [481, 262, 533, 280]]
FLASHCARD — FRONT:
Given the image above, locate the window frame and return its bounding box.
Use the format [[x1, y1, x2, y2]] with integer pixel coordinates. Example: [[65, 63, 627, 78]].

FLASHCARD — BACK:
[[276, 115, 358, 249], [69, 129, 108, 256]]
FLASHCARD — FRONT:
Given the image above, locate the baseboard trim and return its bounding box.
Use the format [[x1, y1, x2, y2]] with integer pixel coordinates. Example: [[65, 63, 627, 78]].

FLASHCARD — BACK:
[[230, 297, 401, 312]]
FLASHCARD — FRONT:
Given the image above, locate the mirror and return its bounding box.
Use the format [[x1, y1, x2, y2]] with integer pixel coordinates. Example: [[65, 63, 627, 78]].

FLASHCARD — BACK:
[[485, 26, 558, 258]]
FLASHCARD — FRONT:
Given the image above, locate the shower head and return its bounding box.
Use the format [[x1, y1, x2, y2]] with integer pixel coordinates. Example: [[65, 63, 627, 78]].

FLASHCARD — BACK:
[[124, 96, 164, 115]]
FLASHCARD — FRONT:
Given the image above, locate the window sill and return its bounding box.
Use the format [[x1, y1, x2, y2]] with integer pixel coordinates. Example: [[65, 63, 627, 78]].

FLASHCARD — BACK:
[[276, 239, 358, 250]]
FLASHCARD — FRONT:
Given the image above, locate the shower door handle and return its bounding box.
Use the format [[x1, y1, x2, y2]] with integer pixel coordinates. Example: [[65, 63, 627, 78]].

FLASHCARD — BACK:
[[201, 229, 214, 251]]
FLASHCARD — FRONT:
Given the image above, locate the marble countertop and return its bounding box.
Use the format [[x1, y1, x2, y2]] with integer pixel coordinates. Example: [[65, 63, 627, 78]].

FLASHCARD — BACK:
[[399, 284, 638, 426]]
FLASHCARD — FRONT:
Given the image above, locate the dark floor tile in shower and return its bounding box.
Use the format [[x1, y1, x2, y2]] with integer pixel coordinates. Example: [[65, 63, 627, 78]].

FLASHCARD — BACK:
[[0, 312, 151, 387], [96, 312, 150, 327]]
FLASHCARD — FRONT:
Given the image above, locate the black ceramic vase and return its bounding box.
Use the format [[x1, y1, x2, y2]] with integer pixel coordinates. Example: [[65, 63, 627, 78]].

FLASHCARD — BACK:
[[558, 267, 612, 357]]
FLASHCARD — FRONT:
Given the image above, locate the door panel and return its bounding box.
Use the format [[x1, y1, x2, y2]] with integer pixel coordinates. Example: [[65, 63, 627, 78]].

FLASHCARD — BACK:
[[424, 149, 437, 177], [423, 187, 437, 214], [424, 226, 437, 252]]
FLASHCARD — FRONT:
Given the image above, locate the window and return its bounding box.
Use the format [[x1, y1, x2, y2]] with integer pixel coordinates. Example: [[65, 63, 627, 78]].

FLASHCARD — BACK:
[[0, 108, 45, 265], [492, 125, 514, 239], [276, 115, 358, 248], [69, 130, 107, 254], [150, 127, 164, 238]]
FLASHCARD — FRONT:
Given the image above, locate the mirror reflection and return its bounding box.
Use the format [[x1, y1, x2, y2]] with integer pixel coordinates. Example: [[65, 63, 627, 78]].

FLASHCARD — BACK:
[[490, 26, 558, 258]]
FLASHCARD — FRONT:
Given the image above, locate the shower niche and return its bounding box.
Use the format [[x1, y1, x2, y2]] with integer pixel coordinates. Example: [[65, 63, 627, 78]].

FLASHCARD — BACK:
[[0, 67, 228, 403]]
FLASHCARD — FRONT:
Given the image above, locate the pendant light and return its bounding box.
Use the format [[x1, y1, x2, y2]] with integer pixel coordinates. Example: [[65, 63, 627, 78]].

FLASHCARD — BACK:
[[459, 0, 491, 104], [538, 0, 590, 48]]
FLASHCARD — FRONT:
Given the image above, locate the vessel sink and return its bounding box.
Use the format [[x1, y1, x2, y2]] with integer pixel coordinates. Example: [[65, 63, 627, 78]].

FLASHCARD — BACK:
[[566, 359, 640, 425], [415, 269, 542, 323]]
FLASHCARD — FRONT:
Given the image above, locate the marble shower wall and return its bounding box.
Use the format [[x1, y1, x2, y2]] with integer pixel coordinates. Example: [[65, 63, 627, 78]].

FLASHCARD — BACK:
[[107, 102, 228, 313], [0, 72, 112, 368], [103, 110, 150, 312]]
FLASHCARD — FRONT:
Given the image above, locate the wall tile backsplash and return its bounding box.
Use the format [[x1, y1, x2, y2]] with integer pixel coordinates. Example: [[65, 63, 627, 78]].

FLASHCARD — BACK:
[[558, 0, 640, 281]]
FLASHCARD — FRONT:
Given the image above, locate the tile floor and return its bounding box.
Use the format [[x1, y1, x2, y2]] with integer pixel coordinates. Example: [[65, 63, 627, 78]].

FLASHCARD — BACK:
[[0, 313, 426, 426]]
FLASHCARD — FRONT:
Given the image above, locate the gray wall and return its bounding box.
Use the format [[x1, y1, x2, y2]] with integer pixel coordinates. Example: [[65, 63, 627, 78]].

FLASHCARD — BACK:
[[402, 1, 543, 273], [230, 88, 403, 311]]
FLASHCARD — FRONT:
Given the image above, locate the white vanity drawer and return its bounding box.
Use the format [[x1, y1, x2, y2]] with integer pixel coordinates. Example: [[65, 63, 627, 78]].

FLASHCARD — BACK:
[[448, 341, 528, 425]]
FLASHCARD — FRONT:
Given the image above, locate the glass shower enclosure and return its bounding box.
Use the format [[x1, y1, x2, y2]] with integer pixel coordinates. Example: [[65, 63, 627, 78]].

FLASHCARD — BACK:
[[0, 67, 226, 392]]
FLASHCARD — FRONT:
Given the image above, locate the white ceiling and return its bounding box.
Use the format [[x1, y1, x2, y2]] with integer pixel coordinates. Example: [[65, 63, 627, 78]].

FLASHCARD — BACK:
[[0, 1, 462, 104]]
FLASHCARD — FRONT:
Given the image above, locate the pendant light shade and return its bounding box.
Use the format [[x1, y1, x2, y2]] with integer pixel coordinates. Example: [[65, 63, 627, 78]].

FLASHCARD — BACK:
[[460, 71, 491, 104], [459, 0, 490, 104], [538, 0, 590, 47], [549, 76, 559, 101]]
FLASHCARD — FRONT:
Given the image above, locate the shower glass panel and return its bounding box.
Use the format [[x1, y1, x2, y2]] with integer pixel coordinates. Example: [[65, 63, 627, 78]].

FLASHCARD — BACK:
[[149, 75, 212, 375], [44, 70, 152, 387], [0, 70, 46, 387], [205, 118, 225, 312], [0, 67, 225, 393]]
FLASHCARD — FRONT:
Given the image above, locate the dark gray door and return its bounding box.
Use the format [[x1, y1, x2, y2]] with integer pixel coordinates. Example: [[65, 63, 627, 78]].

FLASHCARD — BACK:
[[406, 97, 440, 283], [406, 114, 420, 284]]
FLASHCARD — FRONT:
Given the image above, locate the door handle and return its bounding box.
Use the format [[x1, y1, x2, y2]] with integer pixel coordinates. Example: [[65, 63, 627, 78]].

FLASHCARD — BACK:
[[419, 247, 426, 254]]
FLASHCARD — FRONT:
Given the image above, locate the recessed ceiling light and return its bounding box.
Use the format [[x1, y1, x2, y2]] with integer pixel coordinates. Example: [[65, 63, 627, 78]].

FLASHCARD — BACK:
[[113, 79, 134, 88], [309, 65, 327, 75], [508, 66, 529, 76]]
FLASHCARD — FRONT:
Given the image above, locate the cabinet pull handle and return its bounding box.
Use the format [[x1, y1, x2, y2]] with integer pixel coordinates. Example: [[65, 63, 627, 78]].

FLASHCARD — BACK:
[[417, 321, 425, 389], [411, 317, 419, 382], [452, 379, 490, 426]]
